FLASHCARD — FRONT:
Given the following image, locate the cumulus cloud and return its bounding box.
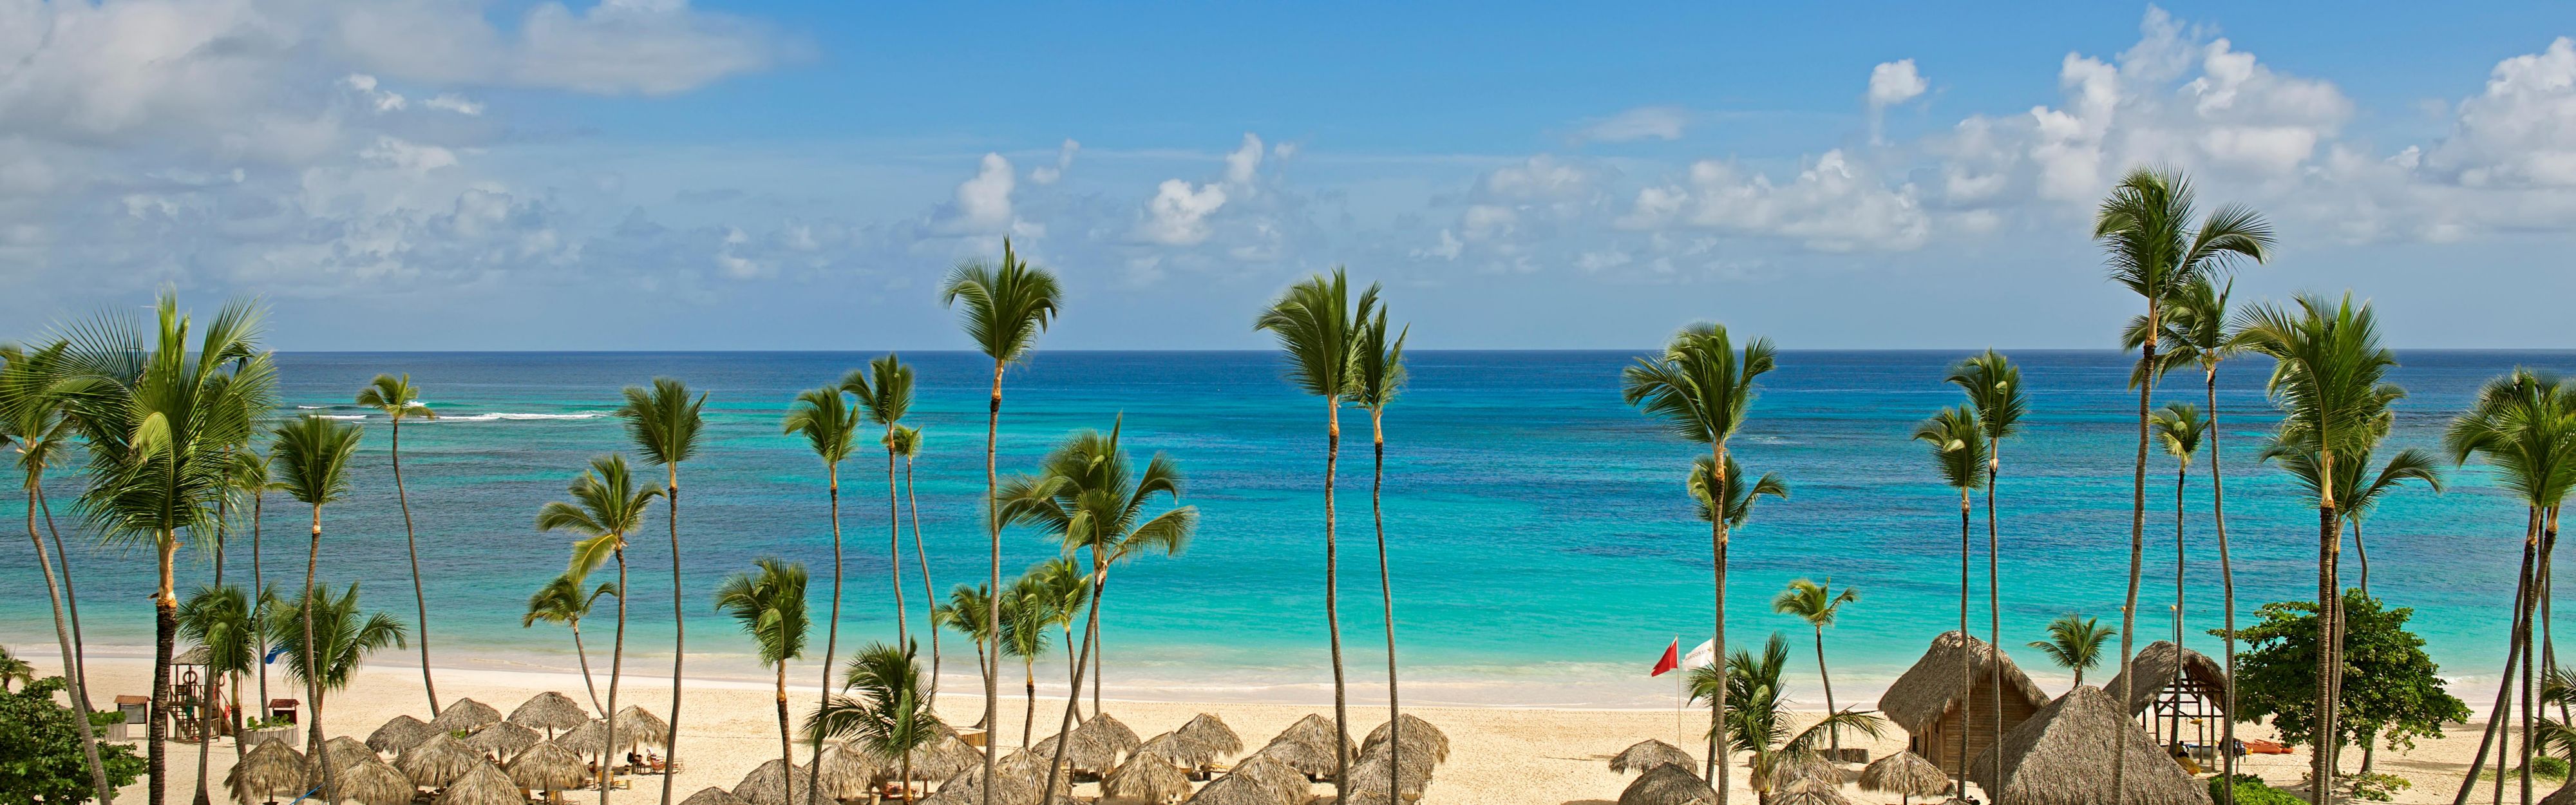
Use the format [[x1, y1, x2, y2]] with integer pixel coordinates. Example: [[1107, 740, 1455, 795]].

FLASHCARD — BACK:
[[1620, 151, 1929, 251], [1572, 106, 1689, 144], [1139, 180, 1228, 245], [1029, 139, 1081, 184], [952, 153, 1017, 231], [1868, 60, 1929, 108], [1225, 133, 1264, 186]]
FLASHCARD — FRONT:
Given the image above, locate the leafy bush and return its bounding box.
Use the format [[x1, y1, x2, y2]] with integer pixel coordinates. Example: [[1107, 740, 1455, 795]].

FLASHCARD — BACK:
[[2535, 756, 2572, 781], [0, 676, 146, 804], [2206, 774, 2306, 805], [2345, 771, 2412, 801]]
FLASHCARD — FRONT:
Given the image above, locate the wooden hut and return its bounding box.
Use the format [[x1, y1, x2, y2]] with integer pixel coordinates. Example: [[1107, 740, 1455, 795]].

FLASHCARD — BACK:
[[1965, 685, 2211, 805], [2100, 640, 2232, 758], [1875, 630, 2048, 775]]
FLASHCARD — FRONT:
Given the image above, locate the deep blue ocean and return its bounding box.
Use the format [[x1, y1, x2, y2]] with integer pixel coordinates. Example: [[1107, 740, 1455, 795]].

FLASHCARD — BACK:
[[2, 350, 2566, 708]]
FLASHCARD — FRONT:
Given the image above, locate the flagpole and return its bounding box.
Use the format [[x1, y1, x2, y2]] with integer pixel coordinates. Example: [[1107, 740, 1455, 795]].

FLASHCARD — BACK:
[[1674, 634, 1685, 752]]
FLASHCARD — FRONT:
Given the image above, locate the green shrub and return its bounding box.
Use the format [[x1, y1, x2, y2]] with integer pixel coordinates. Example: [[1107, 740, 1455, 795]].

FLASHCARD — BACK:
[[2535, 756, 2571, 780], [0, 677, 147, 804], [2206, 775, 2306, 805]]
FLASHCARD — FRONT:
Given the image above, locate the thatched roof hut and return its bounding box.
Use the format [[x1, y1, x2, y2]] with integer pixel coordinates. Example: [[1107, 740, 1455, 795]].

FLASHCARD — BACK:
[[432, 764, 520, 805], [1181, 756, 1306, 805], [1101, 755, 1192, 805], [1858, 751, 1949, 802], [399, 734, 489, 788], [1171, 714, 1243, 763], [430, 699, 505, 734], [1032, 728, 1121, 773], [227, 740, 307, 805], [369, 715, 436, 753], [321, 735, 381, 770], [2101, 641, 2230, 715], [612, 705, 672, 748], [1076, 714, 1144, 760], [1360, 714, 1448, 765], [1965, 685, 2211, 805], [1875, 630, 2049, 774], [1608, 740, 1694, 775], [732, 759, 816, 805], [466, 721, 542, 757], [1617, 763, 1716, 805], [330, 757, 419, 805], [681, 788, 752, 805], [815, 743, 883, 800], [507, 741, 589, 793], [1248, 714, 1349, 779], [509, 692, 591, 733]]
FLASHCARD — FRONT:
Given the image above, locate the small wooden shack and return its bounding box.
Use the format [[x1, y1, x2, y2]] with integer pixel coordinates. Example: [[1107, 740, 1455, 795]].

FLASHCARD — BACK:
[[2101, 640, 2232, 755], [1877, 630, 2049, 775]]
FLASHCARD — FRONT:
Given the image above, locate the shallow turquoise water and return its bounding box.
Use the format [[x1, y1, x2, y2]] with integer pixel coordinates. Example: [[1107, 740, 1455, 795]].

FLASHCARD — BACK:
[[1, 350, 2564, 708]]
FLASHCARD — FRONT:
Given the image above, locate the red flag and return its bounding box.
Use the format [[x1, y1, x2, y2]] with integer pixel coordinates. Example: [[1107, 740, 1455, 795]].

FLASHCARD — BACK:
[[1651, 638, 1681, 677]]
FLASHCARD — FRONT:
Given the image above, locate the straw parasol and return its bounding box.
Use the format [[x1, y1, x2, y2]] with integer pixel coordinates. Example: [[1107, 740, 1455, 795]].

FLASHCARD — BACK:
[[400, 734, 490, 788], [1224, 755, 1309, 797], [430, 698, 505, 735], [1075, 714, 1144, 760], [732, 759, 816, 805], [1032, 730, 1119, 773], [369, 715, 437, 753], [1609, 741, 1695, 775], [1181, 757, 1305, 805], [1247, 714, 1349, 779], [1769, 777, 1851, 805], [1859, 751, 1950, 803], [1336, 747, 1431, 803], [507, 741, 589, 795], [1101, 755, 1192, 805], [2100, 641, 2232, 717], [815, 743, 884, 800], [896, 726, 985, 781], [1965, 685, 2213, 805], [1132, 734, 1192, 768], [1170, 714, 1242, 765], [1359, 714, 1448, 765], [681, 788, 752, 805], [1617, 763, 1716, 805], [509, 692, 591, 734], [330, 757, 419, 805], [559, 718, 658, 759], [433, 764, 520, 805], [1768, 750, 1841, 791], [321, 735, 381, 771], [227, 740, 308, 805], [466, 721, 543, 758], [612, 705, 672, 748], [924, 752, 1070, 805]]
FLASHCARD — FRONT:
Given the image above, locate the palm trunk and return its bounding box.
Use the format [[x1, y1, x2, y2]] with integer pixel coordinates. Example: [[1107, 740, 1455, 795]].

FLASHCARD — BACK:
[[2174, 458, 2188, 750], [2208, 366, 2239, 805], [573, 620, 602, 714], [2453, 509, 2532, 805], [2521, 507, 2558, 805], [393, 420, 440, 714], [2546, 511, 2566, 728], [603, 550, 627, 805], [2316, 444, 2344, 804], [2116, 316, 2157, 805], [1955, 486, 1971, 795], [1061, 629, 1080, 723], [888, 435, 907, 648], [1090, 615, 1103, 718], [153, 531, 176, 805], [905, 458, 939, 706], [2354, 519, 2371, 596], [660, 463, 686, 805], [1814, 626, 1837, 755], [250, 492, 265, 715], [26, 482, 114, 804], [807, 466, 845, 805], [1985, 445, 2002, 770], [1325, 398, 1353, 801], [981, 361, 1003, 805], [196, 497, 227, 805], [37, 490, 90, 712], [1711, 440, 1731, 799], [1020, 659, 1036, 749], [775, 661, 791, 793], [1039, 562, 1110, 802], [302, 506, 337, 804], [1372, 410, 1403, 801]]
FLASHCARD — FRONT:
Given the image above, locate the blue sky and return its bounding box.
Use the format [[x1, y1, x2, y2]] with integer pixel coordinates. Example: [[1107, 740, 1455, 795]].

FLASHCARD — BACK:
[[4, 2, 2573, 350]]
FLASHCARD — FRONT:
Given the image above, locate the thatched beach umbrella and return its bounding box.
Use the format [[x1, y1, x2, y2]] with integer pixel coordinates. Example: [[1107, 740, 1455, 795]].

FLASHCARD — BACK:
[[1335, 748, 1430, 803], [433, 764, 520, 805], [1182, 758, 1305, 805], [1032, 731, 1119, 774], [732, 759, 816, 805], [1171, 714, 1243, 764], [1101, 756, 1191, 805], [1359, 714, 1448, 765], [897, 728, 984, 782], [815, 743, 884, 800], [227, 740, 308, 805], [509, 692, 591, 734], [1617, 763, 1716, 805], [681, 788, 752, 805], [612, 705, 672, 748], [1769, 777, 1851, 805], [321, 735, 381, 771], [430, 698, 505, 735], [1768, 750, 1841, 791], [369, 715, 436, 754], [1965, 685, 2211, 805], [1075, 714, 1144, 759], [1132, 734, 1191, 768], [507, 741, 589, 796], [1609, 741, 1694, 775], [1859, 751, 1950, 804], [330, 757, 419, 805], [400, 734, 489, 788], [2100, 641, 2231, 717], [1248, 714, 1349, 779], [467, 721, 542, 758]]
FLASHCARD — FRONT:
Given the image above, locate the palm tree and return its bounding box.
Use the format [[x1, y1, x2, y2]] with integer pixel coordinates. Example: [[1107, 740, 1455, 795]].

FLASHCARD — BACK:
[[941, 583, 997, 706], [1623, 322, 1776, 792], [2027, 614, 2115, 686], [1684, 453, 1786, 770], [537, 455, 663, 805], [2345, 451, 2446, 596], [1771, 579, 1857, 754], [2150, 402, 2206, 661], [808, 642, 940, 804], [997, 569, 1056, 748], [782, 383, 858, 796], [2235, 293, 2397, 798], [2445, 370, 2576, 805], [57, 294, 276, 805], [941, 238, 1063, 797], [891, 425, 939, 701], [2150, 276, 2246, 791], [714, 558, 811, 776], [1691, 633, 1886, 800], [355, 374, 440, 713], [229, 450, 277, 717], [2094, 167, 2271, 798], [1914, 404, 1987, 797], [1946, 350, 2025, 759], [1027, 558, 1088, 720], [0, 647, 28, 691], [0, 341, 113, 804], [265, 582, 407, 760], [848, 355, 916, 645], [997, 423, 1197, 797], [272, 413, 362, 794], [1350, 307, 1408, 801], [616, 377, 705, 805], [176, 582, 254, 800], [524, 574, 618, 713]]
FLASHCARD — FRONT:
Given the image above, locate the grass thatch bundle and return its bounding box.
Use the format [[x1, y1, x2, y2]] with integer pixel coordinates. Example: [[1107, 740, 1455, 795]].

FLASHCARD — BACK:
[[612, 705, 672, 748], [1965, 685, 2212, 805], [2544, 781, 2576, 805], [432, 764, 519, 805], [466, 721, 542, 757], [2100, 641, 2231, 717], [321, 735, 380, 771], [1171, 714, 1243, 764], [680, 788, 752, 805], [1876, 631, 2048, 734], [508, 692, 591, 733], [1248, 714, 1349, 779], [1359, 714, 1448, 765], [732, 759, 816, 805], [399, 734, 488, 788], [1608, 740, 1694, 775], [1858, 751, 1949, 800], [227, 740, 307, 805], [330, 757, 419, 805], [1617, 762, 1716, 805], [430, 698, 505, 735], [815, 743, 883, 799], [507, 741, 588, 793], [368, 715, 435, 754], [1101, 755, 1192, 805]]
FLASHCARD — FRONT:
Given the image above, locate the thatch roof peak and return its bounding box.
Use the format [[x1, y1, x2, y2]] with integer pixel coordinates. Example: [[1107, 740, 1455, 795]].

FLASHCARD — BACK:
[[367, 715, 435, 754], [1877, 630, 2049, 732], [464, 721, 541, 757], [226, 740, 307, 805], [1172, 713, 1243, 762], [1361, 714, 1448, 765], [506, 741, 588, 792], [1618, 762, 1716, 805], [330, 757, 417, 805], [508, 692, 591, 731], [433, 764, 518, 805], [429, 698, 504, 734], [320, 735, 379, 771], [680, 788, 752, 805], [1103, 755, 1192, 805], [2100, 641, 2231, 716], [1609, 740, 1694, 775], [1967, 685, 2212, 805], [399, 734, 488, 788], [731, 759, 815, 805], [1858, 750, 1949, 798]]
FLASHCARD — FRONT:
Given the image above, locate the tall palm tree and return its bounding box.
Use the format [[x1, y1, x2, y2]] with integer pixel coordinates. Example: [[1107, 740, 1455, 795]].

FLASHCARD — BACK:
[[1027, 558, 1088, 719], [714, 558, 811, 777], [1694, 633, 1886, 799], [228, 450, 277, 716], [891, 425, 939, 701], [265, 581, 406, 766], [524, 574, 618, 713], [354, 374, 440, 712], [2027, 614, 2116, 686], [1771, 578, 1857, 754], [998, 423, 1197, 797], [940, 238, 1063, 799], [2445, 370, 2576, 805], [1350, 307, 1408, 801], [782, 382, 858, 798], [1255, 267, 1377, 798], [176, 582, 254, 801], [57, 294, 276, 805], [1946, 350, 2025, 760], [616, 378, 705, 805], [271, 413, 363, 795], [1622, 322, 1775, 792], [2151, 276, 2246, 793], [997, 569, 1056, 749], [1915, 405, 1987, 795], [1686, 454, 1786, 769], [848, 355, 916, 643], [808, 642, 940, 805], [0, 341, 114, 805], [2094, 167, 2271, 799], [2150, 403, 2206, 655], [537, 455, 663, 805], [2235, 292, 2397, 799], [942, 583, 996, 706]]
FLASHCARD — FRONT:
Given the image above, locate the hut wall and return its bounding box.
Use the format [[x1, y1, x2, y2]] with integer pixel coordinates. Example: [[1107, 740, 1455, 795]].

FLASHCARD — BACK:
[[1909, 680, 2040, 773]]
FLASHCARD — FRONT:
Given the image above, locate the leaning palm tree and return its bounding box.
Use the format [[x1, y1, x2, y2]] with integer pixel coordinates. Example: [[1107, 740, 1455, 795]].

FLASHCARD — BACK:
[[1913, 404, 1986, 798], [1686, 453, 1787, 769], [523, 574, 618, 713], [941, 583, 996, 706], [2150, 402, 2206, 662], [177, 583, 255, 800], [714, 558, 811, 778], [2444, 370, 2576, 805], [616, 378, 704, 805], [0, 341, 113, 804], [2093, 167, 2271, 797], [808, 642, 940, 804], [1771, 579, 1857, 755], [355, 373, 440, 713], [2235, 292, 2396, 799], [537, 455, 663, 805], [2150, 275, 2246, 790], [57, 293, 276, 805], [997, 569, 1057, 749], [998, 423, 1198, 798], [1622, 322, 1775, 793], [1350, 306, 1408, 802], [265, 581, 408, 772], [782, 382, 858, 798], [1945, 350, 2024, 758], [940, 238, 1063, 800], [1255, 267, 1377, 799], [2027, 614, 2115, 686], [891, 425, 940, 701], [272, 413, 363, 795], [1027, 558, 1088, 719]]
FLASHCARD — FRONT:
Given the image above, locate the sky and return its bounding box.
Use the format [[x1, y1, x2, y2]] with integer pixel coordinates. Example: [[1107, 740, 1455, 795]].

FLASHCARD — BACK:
[[3, 1, 2574, 351]]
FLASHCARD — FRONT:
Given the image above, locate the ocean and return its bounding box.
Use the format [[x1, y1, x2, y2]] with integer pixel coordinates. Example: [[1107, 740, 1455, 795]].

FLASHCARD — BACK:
[[2, 349, 2567, 709]]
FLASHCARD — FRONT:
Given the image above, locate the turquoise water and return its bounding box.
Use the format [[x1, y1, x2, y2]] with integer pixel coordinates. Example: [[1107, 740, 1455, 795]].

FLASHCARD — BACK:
[[1, 350, 2565, 708]]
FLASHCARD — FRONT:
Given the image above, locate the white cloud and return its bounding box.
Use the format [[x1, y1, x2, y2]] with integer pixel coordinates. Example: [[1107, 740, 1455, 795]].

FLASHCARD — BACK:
[[953, 153, 1016, 231], [1139, 180, 1228, 245], [1483, 155, 1600, 201], [1225, 133, 1264, 186], [1029, 138, 1081, 184], [1573, 106, 1689, 144], [1868, 60, 1929, 108], [424, 94, 485, 116], [2422, 37, 2576, 187], [1621, 150, 1929, 251]]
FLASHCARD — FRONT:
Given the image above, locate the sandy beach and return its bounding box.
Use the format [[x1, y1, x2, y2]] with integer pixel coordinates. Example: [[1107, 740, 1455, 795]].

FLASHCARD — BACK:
[[20, 653, 2523, 805]]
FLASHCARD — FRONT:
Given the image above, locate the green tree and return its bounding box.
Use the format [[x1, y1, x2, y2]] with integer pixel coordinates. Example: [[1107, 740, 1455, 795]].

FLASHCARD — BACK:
[[1350, 305, 1409, 804], [846, 355, 916, 645], [227, 450, 278, 721], [0, 342, 113, 804], [782, 382, 858, 798], [808, 642, 940, 804], [0, 676, 145, 805], [2443, 370, 2576, 804], [1624, 322, 1776, 794], [522, 574, 618, 713], [2027, 614, 2116, 686], [2221, 592, 2468, 778], [537, 455, 662, 805], [940, 583, 996, 706], [0, 647, 28, 692], [175, 582, 254, 804], [2151, 276, 2250, 793], [1946, 350, 2026, 766], [2151, 402, 2207, 672], [1027, 558, 1088, 719], [1913, 405, 1987, 797], [1771, 579, 1857, 754], [265, 582, 408, 722], [940, 238, 1063, 800], [355, 374, 440, 714], [891, 425, 939, 702], [714, 558, 811, 775], [1689, 634, 1886, 799], [997, 567, 1058, 749], [615, 378, 705, 805], [270, 413, 362, 794]]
